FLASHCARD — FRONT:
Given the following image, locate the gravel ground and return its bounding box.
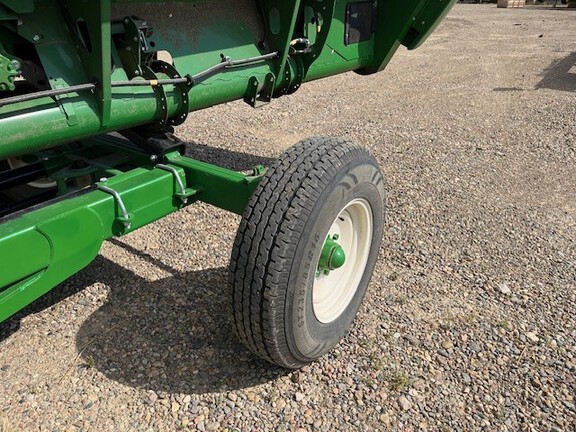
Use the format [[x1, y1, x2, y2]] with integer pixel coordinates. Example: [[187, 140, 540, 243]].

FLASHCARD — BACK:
[[1, 4, 575, 432]]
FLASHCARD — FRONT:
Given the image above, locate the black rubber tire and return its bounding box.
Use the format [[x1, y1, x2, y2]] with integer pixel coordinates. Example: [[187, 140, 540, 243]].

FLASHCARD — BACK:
[[228, 137, 385, 368]]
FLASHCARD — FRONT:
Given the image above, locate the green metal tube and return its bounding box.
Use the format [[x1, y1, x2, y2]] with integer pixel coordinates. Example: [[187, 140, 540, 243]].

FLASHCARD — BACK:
[[0, 69, 272, 159], [0, 92, 177, 158]]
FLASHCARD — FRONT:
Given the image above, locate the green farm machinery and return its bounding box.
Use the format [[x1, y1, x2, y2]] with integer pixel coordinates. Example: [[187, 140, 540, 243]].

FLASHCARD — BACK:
[[0, 0, 455, 368]]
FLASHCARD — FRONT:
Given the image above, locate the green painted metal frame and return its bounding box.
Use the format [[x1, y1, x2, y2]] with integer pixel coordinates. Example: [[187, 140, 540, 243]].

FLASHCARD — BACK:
[[0, 145, 263, 323], [0, 0, 456, 159]]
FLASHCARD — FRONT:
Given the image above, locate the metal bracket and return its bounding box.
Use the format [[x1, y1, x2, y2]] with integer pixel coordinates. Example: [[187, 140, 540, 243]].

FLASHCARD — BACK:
[[155, 163, 194, 204], [114, 16, 153, 80], [276, 56, 304, 96], [141, 65, 168, 130], [245, 73, 275, 108], [0, 52, 19, 91], [97, 183, 131, 229], [151, 60, 192, 126]]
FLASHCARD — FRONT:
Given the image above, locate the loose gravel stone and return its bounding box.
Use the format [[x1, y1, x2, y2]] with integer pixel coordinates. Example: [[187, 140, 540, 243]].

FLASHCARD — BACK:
[[498, 283, 511, 295], [399, 396, 413, 411]]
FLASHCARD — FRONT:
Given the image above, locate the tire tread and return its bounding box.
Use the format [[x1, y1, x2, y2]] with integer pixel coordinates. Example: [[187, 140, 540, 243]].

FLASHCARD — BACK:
[[228, 138, 381, 368]]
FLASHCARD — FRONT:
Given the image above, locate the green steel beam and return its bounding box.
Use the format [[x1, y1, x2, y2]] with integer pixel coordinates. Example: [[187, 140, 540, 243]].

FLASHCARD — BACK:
[[0, 149, 263, 323], [258, 0, 302, 90], [166, 153, 263, 215], [61, 0, 112, 126]]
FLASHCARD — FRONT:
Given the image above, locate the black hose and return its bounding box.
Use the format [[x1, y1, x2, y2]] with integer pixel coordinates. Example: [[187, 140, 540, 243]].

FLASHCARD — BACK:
[[0, 83, 96, 108], [190, 52, 279, 82], [111, 77, 191, 87]]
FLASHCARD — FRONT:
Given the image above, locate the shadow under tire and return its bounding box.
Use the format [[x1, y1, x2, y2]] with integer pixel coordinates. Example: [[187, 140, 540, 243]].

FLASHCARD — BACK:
[[228, 137, 385, 369]]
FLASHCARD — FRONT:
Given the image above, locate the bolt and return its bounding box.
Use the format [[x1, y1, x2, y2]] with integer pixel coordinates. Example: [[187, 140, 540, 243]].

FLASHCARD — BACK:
[[332, 233, 339, 241], [99, 177, 108, 183], [16, 19, 23, 26], [33, 34, 40, 42], [11, 60, 21, 71], [150, 155, 158, 162]]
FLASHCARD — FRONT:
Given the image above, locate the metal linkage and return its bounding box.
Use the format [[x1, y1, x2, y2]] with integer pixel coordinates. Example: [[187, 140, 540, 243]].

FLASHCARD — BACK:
[[109, 76, 192, 88], [108, 52, 279, 87], [155, 163, 188, 204], [189, 52, 279, 83], [97, 182, 131, 229]]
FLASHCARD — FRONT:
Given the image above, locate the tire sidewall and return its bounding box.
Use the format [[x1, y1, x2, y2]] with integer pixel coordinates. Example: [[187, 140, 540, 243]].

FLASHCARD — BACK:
[[285, 158, 385, 362]]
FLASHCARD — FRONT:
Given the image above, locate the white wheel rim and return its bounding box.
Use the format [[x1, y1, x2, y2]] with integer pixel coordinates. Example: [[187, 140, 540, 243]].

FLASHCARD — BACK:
[[313, 198, 373, 324], [7, 157, 56, 189]]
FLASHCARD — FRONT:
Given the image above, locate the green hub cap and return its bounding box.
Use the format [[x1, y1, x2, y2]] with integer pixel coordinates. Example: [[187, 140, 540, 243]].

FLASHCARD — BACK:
[[317, 234, 346, 275]]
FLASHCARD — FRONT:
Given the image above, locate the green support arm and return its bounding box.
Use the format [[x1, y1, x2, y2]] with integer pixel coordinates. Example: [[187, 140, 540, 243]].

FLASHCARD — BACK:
[[0, 151, 263, 323]]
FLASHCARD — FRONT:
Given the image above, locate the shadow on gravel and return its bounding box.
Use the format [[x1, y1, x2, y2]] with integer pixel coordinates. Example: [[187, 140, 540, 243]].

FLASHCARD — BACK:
[[0, 272, 91, 343], [183, 141, 275, 171], [74, 250, 287, 395], [0, 248, 286, 394], [536, 51, 576, 93]]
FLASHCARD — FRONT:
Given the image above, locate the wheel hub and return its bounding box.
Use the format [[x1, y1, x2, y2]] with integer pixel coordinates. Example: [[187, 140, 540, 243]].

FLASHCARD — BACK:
[[317, 234, 346, 275], [313, 199, 373, 324]]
